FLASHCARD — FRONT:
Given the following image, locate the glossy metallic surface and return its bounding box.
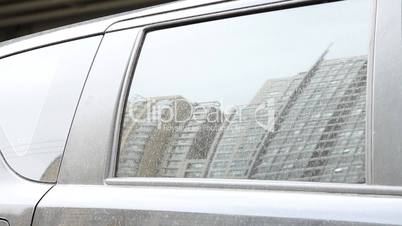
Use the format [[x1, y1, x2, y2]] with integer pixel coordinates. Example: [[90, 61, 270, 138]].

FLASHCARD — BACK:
[[371, 0, 402, 186], [2, 0, 402, 225], [106, 0, 335, 32], [0, 0, 333, 59], [33, 184, 402, 225], [0, 36, 102, 182], [57, 28, 140, 185], [44, 0, 402, 225], [0, 153, 52, 226], [0, 0, 226, 59], [105, 177, 402, 196]]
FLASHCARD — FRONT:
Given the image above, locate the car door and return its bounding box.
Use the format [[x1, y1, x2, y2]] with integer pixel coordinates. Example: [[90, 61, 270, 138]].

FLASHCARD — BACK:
[[32, 0, 402, 225], [0, 36, 102, 226]]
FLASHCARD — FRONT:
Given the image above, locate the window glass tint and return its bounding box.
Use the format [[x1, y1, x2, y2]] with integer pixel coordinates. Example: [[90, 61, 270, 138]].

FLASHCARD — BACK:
[[118, 0, 370, 183], [0, 37, 101, 182]]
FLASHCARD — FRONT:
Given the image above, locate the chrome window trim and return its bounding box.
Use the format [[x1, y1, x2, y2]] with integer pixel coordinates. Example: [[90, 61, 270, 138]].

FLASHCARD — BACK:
[[105, 177, 402, 196], [365, 0, 378, 185], [106, 0, 343, 33], [108, 0, 378, 190], [107, 29, 145, 179]]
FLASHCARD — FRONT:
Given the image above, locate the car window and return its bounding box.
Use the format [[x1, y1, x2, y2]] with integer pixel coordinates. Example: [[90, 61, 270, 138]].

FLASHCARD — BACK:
[[0, 37, 101, 182], [117, 0, 370, 183]]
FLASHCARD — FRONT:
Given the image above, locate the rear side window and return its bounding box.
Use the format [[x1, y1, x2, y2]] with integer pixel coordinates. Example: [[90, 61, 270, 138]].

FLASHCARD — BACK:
[[117, 0, 370, 183], [0, 37, 101, 182]]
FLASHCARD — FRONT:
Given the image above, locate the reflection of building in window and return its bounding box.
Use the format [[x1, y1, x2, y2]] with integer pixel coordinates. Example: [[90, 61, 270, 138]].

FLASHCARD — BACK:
[[117, 95, 190, 177], [206, 77, 302, 178], [159, 102, 223, 178], [250, 56, 367, 183], [118, 55, 367, 183], [117, 96, 223, 178]]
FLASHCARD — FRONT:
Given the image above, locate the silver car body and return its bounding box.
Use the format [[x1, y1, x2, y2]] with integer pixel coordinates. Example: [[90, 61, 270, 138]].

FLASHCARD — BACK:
[[1, 0, 402, 225]]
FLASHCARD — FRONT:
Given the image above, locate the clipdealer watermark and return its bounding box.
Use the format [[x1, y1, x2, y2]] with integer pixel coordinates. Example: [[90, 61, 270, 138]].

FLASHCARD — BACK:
[[126, 97, 276, 132]]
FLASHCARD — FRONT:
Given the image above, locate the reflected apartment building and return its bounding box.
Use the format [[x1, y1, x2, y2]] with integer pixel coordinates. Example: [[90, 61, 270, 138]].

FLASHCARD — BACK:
[[117, 95, 223, 178], [158, 101, 223, 178], [208, 55, 367, 183], [206, 76, 303, 178], [117, 95, 184, 177], [118, 55, 367, 183], [250, 56, 367, 183]]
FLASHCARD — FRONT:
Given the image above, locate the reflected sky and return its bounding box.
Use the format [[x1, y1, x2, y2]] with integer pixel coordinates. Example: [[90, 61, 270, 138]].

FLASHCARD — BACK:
[[132, 0, 369, 108]]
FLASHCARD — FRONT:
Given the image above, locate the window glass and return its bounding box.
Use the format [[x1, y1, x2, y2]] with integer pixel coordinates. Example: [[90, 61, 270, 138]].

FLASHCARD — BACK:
[[0, 37, 101, 182], [118, 0, 370, 183]]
